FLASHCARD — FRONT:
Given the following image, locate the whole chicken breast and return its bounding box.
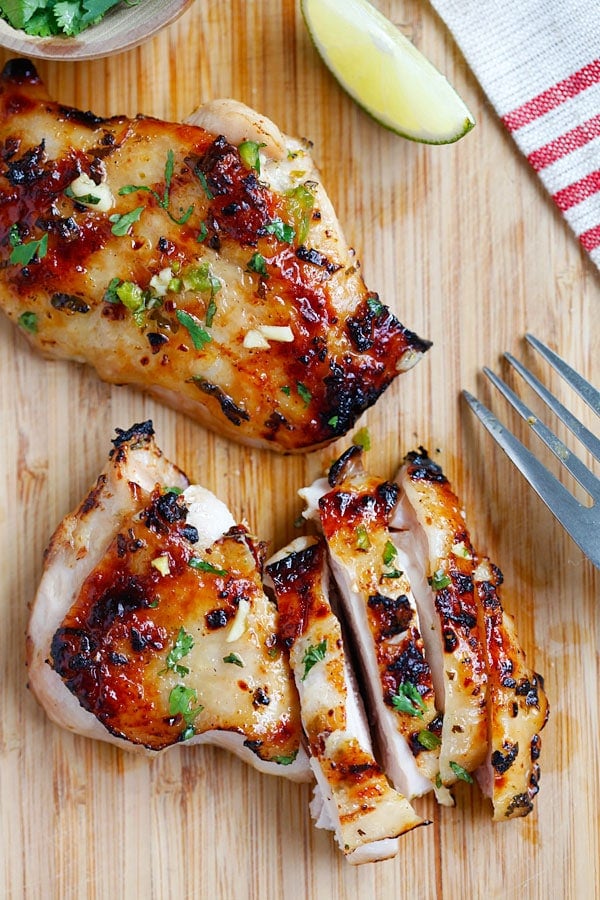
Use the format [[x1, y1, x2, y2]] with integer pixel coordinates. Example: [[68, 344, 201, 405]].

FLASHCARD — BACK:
[[300, 446, 443, 801], [0, 58, 430, 453], [473, 557, 549, 820], [266, 536, 424, 864], [27, 421, 310, 780], [391, 450, 488, 787]]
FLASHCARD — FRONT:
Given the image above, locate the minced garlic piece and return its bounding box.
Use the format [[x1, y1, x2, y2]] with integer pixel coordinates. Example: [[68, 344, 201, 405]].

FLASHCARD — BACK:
[[243, 325, 294, 349], [227, 599, 250, 642], [151, 555, 170, 576], [69, 172, 114, 212], [149, 267, 174, 297]]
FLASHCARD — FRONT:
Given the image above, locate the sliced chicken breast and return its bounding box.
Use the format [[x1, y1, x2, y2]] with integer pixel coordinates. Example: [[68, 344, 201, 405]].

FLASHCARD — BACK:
[[473, 557, 549, 819], [266, 536, 424, 863], [0, 58, 430, 453], [391, 450, 488, 786], [27, 421, 310, 780], [300, 446, 443, 801]]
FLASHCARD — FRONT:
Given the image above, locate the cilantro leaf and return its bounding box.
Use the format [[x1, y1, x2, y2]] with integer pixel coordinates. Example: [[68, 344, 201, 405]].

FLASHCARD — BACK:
[[391, 681, 426, 718], [161, 627, 194, 677], [109, 206, 144, 236], [176, 309, 212, 350], [188, 557, 228, 576], [301, 640, 327, 680], [9, 232, 48, 266]]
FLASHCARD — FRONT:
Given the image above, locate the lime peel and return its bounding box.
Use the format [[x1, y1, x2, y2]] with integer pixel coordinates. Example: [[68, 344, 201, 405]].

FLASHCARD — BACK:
[[301, 0, 475, 145]]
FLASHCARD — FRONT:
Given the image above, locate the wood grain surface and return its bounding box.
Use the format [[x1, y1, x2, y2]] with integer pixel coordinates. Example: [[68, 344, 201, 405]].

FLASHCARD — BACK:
[[0, 2, 598, 898]]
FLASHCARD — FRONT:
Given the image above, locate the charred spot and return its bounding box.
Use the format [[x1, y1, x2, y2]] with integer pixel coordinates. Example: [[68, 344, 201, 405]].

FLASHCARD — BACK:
[[128, 626, 162, 653], [386, 640, 431, 691], [88, 577, 148, 629], [443, 627, 458, 652], [327, 444, 363, 487], [1, 136, 21, 161], [243, 739, 263, 755], [147, 332, 169, 354], [80, 473, 108, 515], [368, 593, 413, 638], [531, 733, 542, 761], [206, 608, 229, 629], [109, 652, 128, 665], [141, 490, 188, 534], [50, 628, 96, 675], [157, 236, 175, 254], [6, 141, 47, 185], [266, 543, 321, 592], [491, 741, 519, 774], [264, 410, 291, 434], [515, 678, 541, 707], [404, 448, 448, 483], [116, 530, 144, 557], [295, 245, 341, 274], [505, 793, 533, 817], [222, 201, 241, 216], [190, 377, 250, 426], [181, 524, 199, 544], [2, 58, 41, 84], [50, 293, 91, 314], [253, 688, 271, 707], [529, 763, 541, 794], [110, 420, 154, 451], [42, 216, 81, 241], [435, 588, 477, 631], [454, 572, 474, 595], [323, 360, 387, 437], [57, 104, 105, 128], [376, 480, 399, 515]]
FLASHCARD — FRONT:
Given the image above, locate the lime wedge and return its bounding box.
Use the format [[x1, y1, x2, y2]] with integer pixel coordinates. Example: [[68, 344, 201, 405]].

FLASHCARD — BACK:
[[301, 0, 475, 144]]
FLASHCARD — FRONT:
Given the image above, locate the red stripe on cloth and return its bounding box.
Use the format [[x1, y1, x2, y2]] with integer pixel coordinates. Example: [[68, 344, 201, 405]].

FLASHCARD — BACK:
[[579, 223, 600, 252], [502, 59, 600, 132], [553, 170, 600, 211], [528, 113, 600, 170]]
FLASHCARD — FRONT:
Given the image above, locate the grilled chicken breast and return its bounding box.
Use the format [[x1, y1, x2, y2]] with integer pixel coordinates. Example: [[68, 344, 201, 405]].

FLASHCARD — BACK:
[[300, 447, 443, 801], [266, 536, 424, 864], [474, 558, 549, 820], [27, 421, 310, 780], [0, 58, 430, 453], [391, 450, 488, 786]]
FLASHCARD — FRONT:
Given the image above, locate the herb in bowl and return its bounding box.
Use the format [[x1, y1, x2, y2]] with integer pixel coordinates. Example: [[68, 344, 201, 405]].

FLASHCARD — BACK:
[[0, 0, 137, 37]]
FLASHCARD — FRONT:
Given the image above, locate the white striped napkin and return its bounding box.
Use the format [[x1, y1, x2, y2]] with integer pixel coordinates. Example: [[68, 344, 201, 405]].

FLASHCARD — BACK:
[[428, 0, 600, 270]]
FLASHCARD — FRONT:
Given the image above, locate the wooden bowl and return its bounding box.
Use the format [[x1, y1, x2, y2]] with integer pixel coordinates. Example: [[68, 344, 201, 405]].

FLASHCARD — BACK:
[[0, 0, 194, 61]]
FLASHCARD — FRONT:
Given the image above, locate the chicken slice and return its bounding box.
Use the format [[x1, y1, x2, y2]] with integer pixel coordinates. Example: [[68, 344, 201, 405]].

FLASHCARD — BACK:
[[300, 446, 444, 801], [0, 58, 430, 453], [266, 536, 424, 863], [391, 449, 488, 786], [27, 421, 310, 780], [473, 557, 549, 819]]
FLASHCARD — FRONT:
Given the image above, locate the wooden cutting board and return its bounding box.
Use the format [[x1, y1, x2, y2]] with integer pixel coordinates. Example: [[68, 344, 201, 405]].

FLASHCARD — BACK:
[[0, 2, 598, 897]]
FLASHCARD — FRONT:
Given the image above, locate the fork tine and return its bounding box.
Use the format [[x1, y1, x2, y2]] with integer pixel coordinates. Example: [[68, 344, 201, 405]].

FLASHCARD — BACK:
[[462, 390, 599, 565], [504, 352, 600, 462], [525, 334, 600, 415], [482, 367, 600, 498]]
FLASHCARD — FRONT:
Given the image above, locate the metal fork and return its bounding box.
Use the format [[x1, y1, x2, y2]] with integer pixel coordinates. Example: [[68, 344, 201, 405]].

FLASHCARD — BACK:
[[463, 334, 600, 569]]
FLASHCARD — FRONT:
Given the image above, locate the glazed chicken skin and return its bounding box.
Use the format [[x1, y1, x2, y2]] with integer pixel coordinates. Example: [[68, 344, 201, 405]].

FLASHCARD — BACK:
[[27, 422, 310, 780], [266, 536, 424, 864], [0, 58, 430, 453], [300, 446, 444, 802]]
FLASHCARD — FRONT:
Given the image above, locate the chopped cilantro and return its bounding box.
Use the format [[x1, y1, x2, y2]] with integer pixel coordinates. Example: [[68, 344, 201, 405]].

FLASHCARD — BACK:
[[109, 206, 144, 236], [119, 150, 193, 225], [65, 186, 100, 205], [383, 541, 397, 566], [355, 524, 370, 550], [205, 296, 217, 328], [197, 222, 208, 243], [367, 296, 385, 316], [281, 385, 291, 396], [238, 140, 265, 174], [296, 381, 312, 406], [194, 168, 214, 200], [161, 627, 194, 677], [8, 224, 20, 247], [189, 557, 228, 576], [176, 309, 212, 350], [352, 426, 371, 450], [417, 729, 442, 750], [272, 751, 298, 766], [223, 653, 244, 667], [429, 569, 452, 591], [391, 681, 426, 718], [18, 311, 38, 333], [284, 184, 315, 244], [301, 640, 327, 680], [103, 277, 122, 304], [168, 684, 203, 740], [264, 217, 295, 243], [247, 252, 268, 277], [9, 232, 48, 266], [449, 761, 474, 783], [327, 415, 339, 428]]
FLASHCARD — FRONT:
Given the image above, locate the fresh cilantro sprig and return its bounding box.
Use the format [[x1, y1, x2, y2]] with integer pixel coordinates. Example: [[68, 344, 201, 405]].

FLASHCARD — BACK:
[[161, 627, 194, 677], [391, 681, 426, 718], [0, 0, 126, 38]]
